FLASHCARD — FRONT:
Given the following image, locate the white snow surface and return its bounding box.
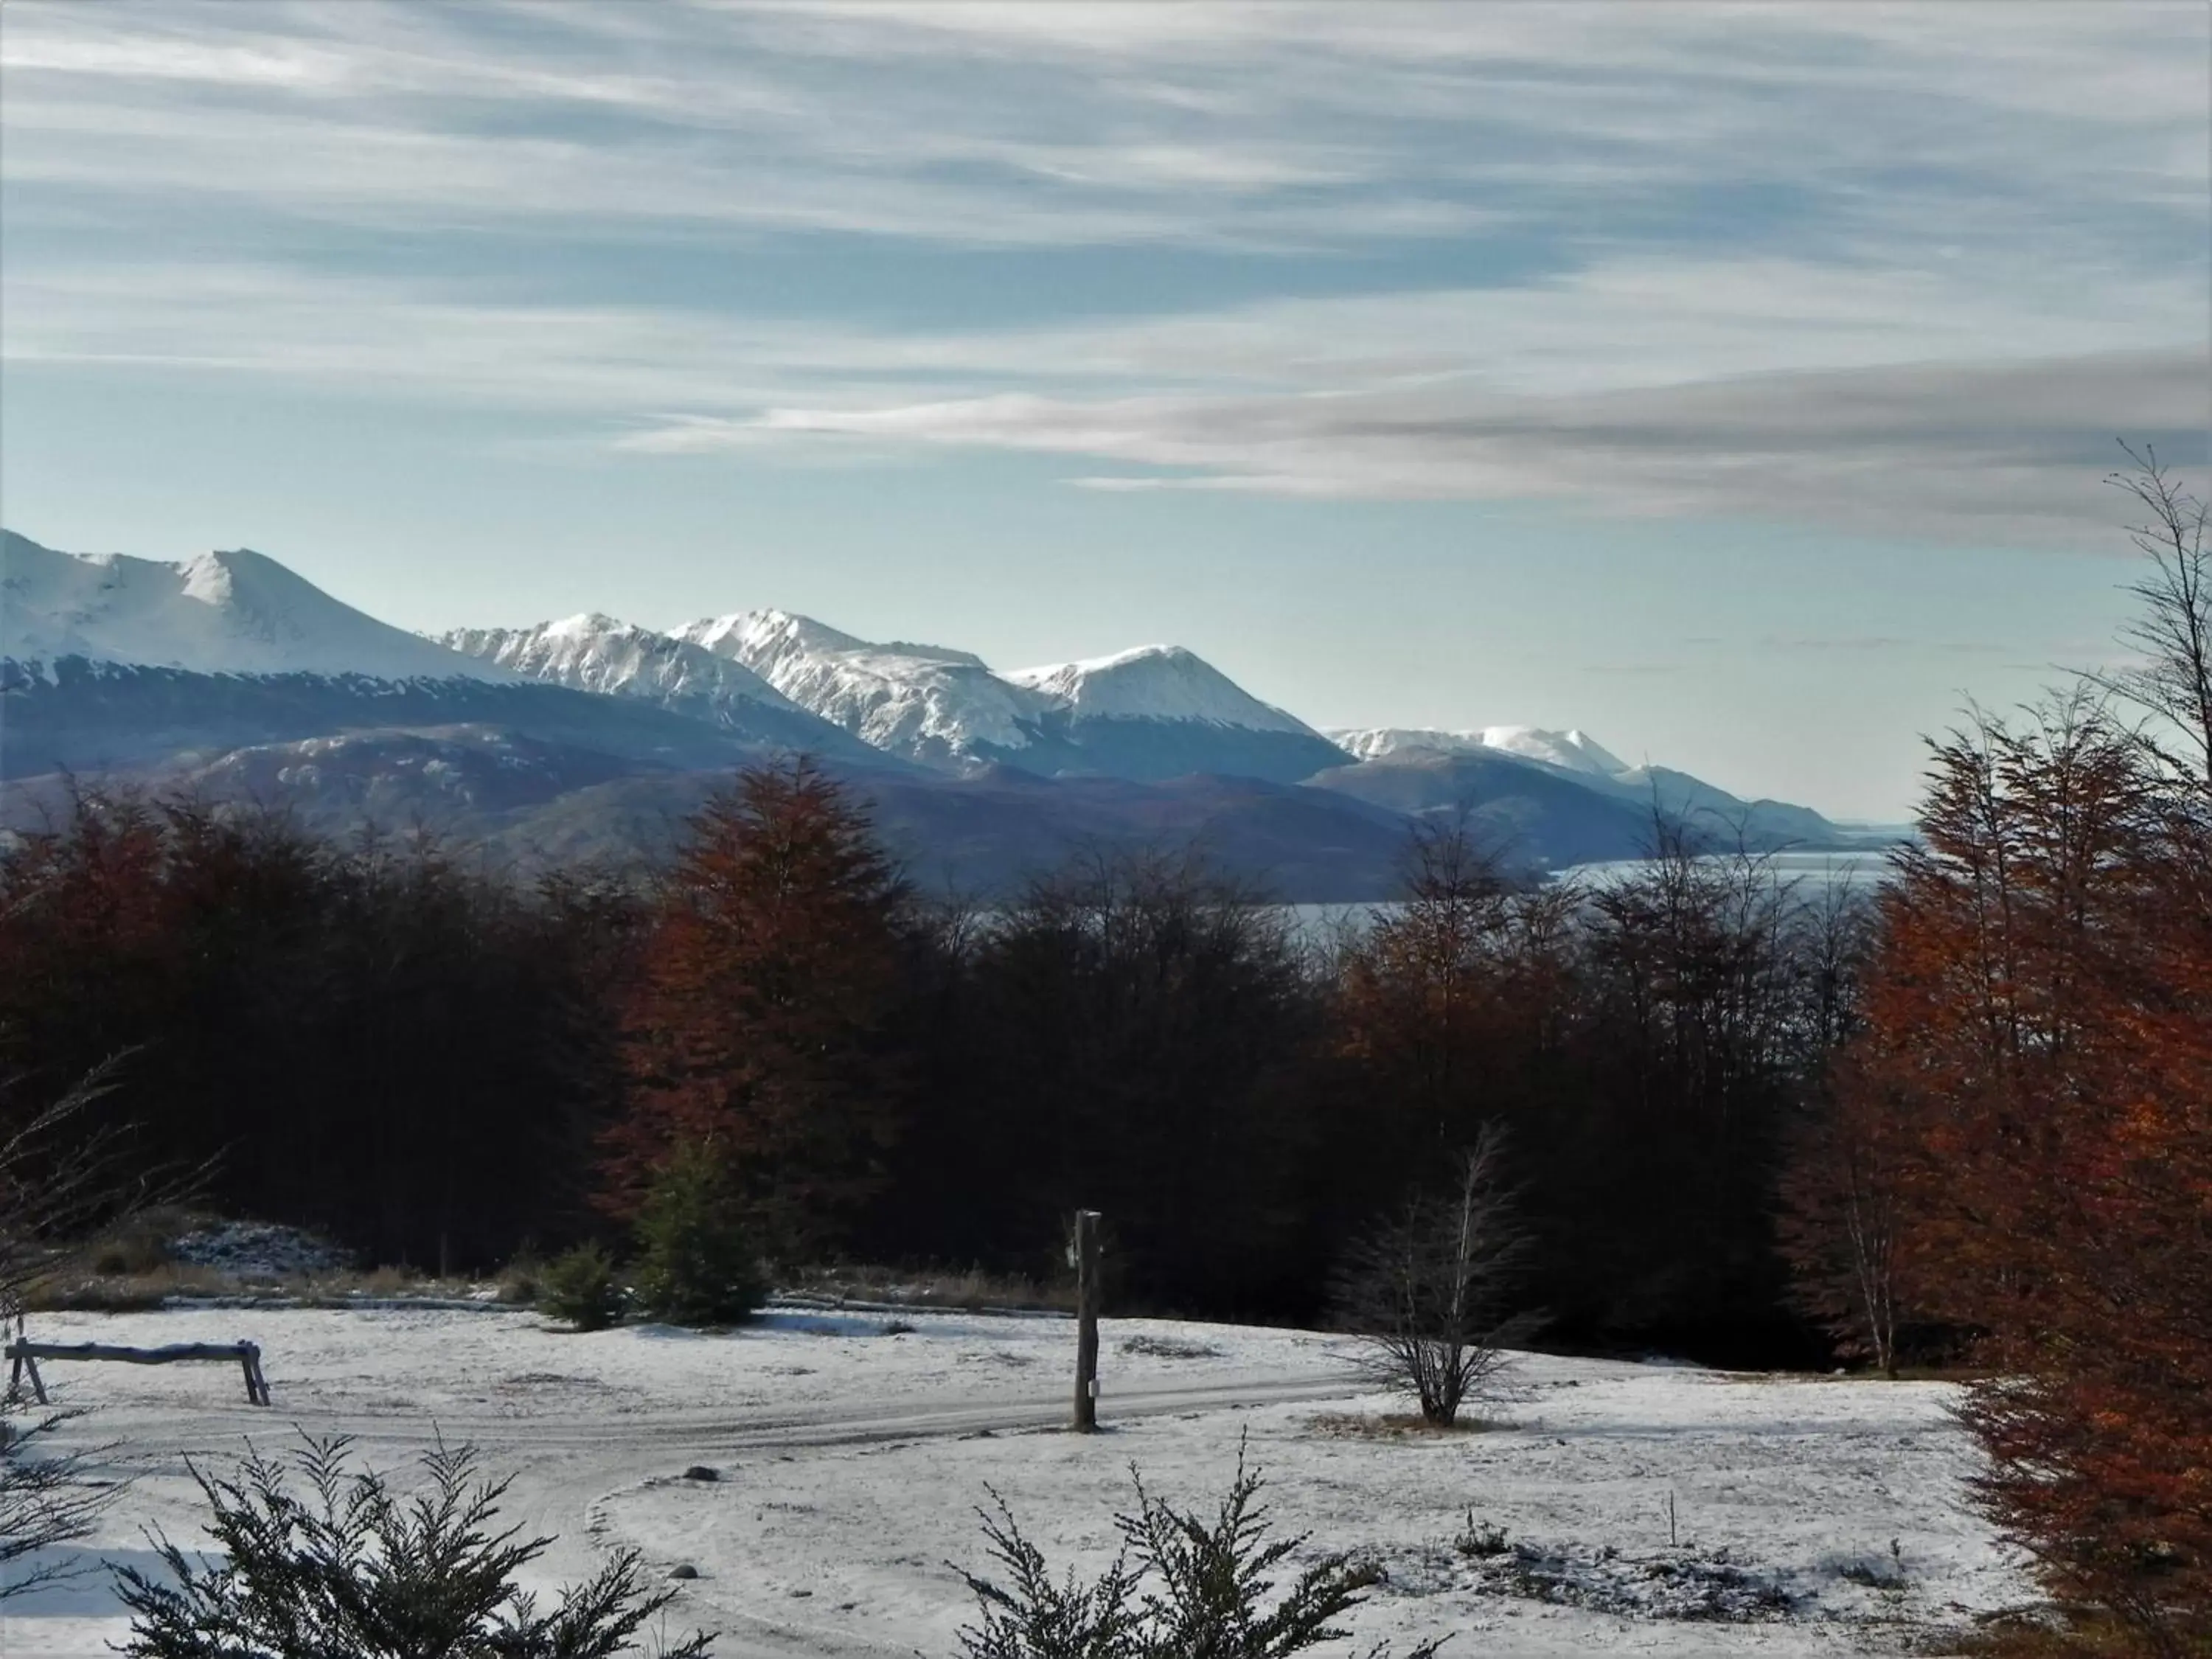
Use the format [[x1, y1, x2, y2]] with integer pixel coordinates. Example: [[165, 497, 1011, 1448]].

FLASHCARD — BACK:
[[441, 613, 800, 712], [1, 532, 509, 682], [7, 1305, 2031, 1658], [1330, 726, 1633, 776], [1004, 644, 1323, 735]]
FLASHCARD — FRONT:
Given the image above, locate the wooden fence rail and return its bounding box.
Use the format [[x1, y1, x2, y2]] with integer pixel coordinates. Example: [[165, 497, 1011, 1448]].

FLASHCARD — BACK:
[[6, 1339, 270, 1406]]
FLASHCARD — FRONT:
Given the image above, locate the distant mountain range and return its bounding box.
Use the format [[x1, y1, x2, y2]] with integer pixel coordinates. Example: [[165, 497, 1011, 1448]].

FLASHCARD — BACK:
[[445, 608, 1350, 785], [1, 531, 1888, 897]]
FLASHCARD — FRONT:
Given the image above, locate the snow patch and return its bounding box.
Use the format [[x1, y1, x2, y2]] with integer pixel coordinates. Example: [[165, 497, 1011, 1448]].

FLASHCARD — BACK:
[[168, 1220, 353, 1279]]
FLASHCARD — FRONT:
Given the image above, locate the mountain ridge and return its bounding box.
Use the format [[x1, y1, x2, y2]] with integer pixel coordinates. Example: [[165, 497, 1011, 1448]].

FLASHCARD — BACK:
[[3, 532, 1872, 893]]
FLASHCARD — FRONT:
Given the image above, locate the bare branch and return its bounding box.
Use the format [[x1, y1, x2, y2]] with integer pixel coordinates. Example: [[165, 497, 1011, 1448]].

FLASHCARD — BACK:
[[2095, 444, 2212, 788], [1332, 1122, 1540, 1427]]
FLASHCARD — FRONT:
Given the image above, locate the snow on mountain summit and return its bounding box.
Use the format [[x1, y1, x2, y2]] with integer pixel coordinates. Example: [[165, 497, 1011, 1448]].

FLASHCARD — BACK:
[[440, 613, 799, 715], [672, 608, 1051, 768], [1004, 644, 1324, 736], [2, 531, 507, 682], [1330, 725, 1630, 776], [655, 611, 1344, 779]]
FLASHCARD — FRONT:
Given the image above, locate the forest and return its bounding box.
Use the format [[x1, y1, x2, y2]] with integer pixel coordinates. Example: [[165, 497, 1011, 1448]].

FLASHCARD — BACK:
[[0, 768, 1860, 1362]]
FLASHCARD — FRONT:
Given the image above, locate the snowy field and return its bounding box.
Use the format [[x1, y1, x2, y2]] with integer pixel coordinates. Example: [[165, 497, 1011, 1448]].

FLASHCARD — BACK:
[[0, 1304, 2030, 1657]]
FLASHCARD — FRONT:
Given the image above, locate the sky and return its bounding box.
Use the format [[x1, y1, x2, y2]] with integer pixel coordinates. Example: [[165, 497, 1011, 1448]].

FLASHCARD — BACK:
[[1, 1, 2207, 820]]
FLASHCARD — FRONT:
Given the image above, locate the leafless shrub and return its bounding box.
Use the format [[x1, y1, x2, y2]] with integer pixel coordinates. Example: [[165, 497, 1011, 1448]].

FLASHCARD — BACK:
[[1332, 1124, 1540, 1427], [0, 1057, 190, 1599]]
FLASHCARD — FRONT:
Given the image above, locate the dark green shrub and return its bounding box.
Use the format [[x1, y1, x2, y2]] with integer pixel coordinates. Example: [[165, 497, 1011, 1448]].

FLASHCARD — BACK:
[[540, 1241, 625, 1332], [113, 1436, 709, 1658], [632, 1144, 764, 1326], [958, 1448, 1441, 1658]]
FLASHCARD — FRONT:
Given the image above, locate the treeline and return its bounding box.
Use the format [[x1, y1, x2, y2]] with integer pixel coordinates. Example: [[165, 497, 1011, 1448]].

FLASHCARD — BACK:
[[0, 800, 636, 1273], [0, 765, 1860, 1360]]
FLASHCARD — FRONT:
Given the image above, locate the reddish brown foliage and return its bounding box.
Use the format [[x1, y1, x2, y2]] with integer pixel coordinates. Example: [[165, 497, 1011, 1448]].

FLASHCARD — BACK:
[[1334, 818, 1574, 1163], [1843, 699, 2212, 1650], [606, 759, 911, 1253]]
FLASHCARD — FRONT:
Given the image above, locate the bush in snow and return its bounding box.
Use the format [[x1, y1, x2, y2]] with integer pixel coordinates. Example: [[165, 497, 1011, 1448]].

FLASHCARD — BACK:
[[631, 1144, 764, 1326], [542, 1240, 627, 1331], [113, 1435, 711, 1658], [956, 1448, 1441, 1658], [1331, 1124, 1538, 1428]]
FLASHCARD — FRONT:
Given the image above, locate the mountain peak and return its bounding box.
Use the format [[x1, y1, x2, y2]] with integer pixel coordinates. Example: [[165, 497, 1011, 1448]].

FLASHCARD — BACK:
[[4, 532, 507, 682], [438, 613, 803, 720], [674, 608, 1043, 765], [685, 608, 868, 661], [1329, 725, 1630, 777], [541, 611, 639, 639], [1004, 644, 1321, 736]]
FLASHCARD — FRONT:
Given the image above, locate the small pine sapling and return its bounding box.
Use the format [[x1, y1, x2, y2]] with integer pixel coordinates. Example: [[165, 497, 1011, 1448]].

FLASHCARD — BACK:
[[632, 1143, 765, 1326], [541, 1239, 627, 1331], [956, 1441, 1442, 1658], [111, 1434, 711, 1659]]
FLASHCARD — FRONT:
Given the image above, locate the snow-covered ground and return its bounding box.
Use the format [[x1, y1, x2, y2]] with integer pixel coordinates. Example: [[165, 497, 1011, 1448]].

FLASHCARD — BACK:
[[0, 1305, 2030, 1658]]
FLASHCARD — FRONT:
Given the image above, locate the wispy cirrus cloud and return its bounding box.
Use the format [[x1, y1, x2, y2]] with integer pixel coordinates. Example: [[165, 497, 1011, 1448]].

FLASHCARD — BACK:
[[2, 0, 2205, 548], [7, 1, 2202, 254], [632, 349, 2199, 544]]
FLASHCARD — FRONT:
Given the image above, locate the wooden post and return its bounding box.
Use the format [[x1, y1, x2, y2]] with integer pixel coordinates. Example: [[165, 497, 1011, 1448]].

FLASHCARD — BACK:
[[238, 1342, 271, 1405], [1071, 1209, 1102, 1432]]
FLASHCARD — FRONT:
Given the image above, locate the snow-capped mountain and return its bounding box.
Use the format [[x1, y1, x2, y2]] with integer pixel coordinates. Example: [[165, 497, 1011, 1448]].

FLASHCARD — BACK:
[[1324, 724, 1837, 847], [439, 612, 886, 762], [4, 528, 1866, 887], [1, 537, 883, 781], [1, 531, 504, 683], [675, 609, 1054, 771], [1003, 644, 1351, 783], [429, 615, 805, 726], [1329, 725, 1630, 776], [668, 611, 1349, 783], [443, 613, 794, 713], [1006, 644, 1318, 734]]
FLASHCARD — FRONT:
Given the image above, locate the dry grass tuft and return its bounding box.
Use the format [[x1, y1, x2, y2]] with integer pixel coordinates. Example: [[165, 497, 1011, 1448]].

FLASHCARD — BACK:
[[23, 1260, 497, 1312], [1935, 1610, 2152, 1658], [782, 1262, 1074, 1313], [1307, 1410, 1511, 1440], [24, 1262, 238, 1311]]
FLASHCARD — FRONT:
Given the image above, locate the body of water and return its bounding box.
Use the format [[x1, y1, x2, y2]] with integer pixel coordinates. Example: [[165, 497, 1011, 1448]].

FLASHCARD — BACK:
[[1284, 845, 1902, 938]]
